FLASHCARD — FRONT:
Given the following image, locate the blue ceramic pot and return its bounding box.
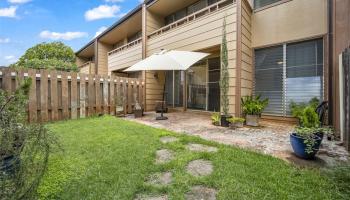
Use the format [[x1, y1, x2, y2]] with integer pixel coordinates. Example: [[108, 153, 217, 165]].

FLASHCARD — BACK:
[[290, 133, 322, 159]]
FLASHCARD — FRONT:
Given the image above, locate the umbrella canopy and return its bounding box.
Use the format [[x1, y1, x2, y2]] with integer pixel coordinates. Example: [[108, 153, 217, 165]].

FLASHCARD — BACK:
[[124, 50, 210, 72]]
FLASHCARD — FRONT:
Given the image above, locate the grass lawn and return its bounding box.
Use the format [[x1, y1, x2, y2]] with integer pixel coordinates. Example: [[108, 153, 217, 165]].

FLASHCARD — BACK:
[[38, 116, 345, 199]]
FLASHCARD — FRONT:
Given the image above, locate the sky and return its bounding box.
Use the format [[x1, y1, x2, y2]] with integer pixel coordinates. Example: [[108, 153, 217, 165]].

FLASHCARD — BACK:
[[0, 0, 142, 66]]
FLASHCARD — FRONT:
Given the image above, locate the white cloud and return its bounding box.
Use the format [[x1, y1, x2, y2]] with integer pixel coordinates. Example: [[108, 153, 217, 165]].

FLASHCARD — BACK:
[[0, 38, 10, 43], [85, 5, 121, 21], [104, 0, 124, 2], [94, 26, 108, 38], [5, 55, 15, 60], [39, 30, 88, 40], [138, 0, 144, 3], [0, 6, 17, 18], [7, 0, 31, 4]]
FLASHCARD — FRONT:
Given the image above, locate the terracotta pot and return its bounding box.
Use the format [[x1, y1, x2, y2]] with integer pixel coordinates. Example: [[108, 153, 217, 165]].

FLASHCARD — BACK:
[[245, 115, 259, 127]]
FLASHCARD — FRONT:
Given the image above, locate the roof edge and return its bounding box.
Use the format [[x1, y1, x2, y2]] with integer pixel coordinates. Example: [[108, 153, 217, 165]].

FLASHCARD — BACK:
[[76, 3, 143, 55]]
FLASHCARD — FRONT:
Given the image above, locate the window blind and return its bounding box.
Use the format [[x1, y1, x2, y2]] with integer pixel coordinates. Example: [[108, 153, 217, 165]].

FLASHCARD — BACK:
[[254, 45, 284, 115]]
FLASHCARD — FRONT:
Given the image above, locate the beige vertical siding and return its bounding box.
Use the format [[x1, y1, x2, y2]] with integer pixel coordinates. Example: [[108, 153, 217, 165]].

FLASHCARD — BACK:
[[145, 3, 237, 112], [146, 11, 164, 36], [240, 0, 253, 98], [251, 0, 328, 48], [108, 43, 143, 72], [97, 41, 113, 75], [76, 57, 87, 67]]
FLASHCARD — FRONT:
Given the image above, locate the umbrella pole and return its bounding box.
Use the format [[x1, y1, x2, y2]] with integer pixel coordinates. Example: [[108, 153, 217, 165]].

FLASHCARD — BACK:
[[156, 72, 168, 120]]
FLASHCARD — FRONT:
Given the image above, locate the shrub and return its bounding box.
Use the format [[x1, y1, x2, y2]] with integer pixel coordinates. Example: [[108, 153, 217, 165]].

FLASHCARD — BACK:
[[211, 112, 220, 125], [0, 78, 54, 199], [241, 95, 269, 115]]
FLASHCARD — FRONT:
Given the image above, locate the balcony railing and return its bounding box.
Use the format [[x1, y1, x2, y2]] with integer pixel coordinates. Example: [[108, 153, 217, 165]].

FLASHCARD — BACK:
[[79, 61, 94, 68], [108, 38, 142, 56], [147, 0, 235, 40]]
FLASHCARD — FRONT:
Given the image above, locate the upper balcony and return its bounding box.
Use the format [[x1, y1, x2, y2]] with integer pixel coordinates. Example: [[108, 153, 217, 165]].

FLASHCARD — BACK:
[[108, 38, 143, 72], [79, 61, 95, 74], [146, 0, 236, 54]]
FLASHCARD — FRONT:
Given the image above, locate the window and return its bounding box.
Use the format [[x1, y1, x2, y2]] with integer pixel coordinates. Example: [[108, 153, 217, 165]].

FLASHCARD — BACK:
[[254, 0, 282, 9], [254, 39, 324, 116]]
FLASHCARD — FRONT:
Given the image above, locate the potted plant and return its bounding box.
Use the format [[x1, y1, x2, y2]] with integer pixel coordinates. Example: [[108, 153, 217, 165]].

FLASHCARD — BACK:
[[219, 16, 231, 127], [211, 112, 220, 126], [289, 103, 332, 159], [241, 95, 268, 127], [227, 117, 245, 129]]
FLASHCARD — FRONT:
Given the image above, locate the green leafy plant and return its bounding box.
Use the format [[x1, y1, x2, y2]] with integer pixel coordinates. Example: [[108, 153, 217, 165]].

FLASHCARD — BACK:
[[290, 97, 320, 126], [0, 78, 55, 199], [211, 112, 221, 126], [295, 126, 332, 154], [11, 42, 78, 72], [241, 95, 269, 115], [227, 117, 245, 123], [220, 16, 229, 116]]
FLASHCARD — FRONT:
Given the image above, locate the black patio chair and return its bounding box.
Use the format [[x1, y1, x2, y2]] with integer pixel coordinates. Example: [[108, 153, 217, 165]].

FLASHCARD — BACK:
[[315, 101, 328, 126]]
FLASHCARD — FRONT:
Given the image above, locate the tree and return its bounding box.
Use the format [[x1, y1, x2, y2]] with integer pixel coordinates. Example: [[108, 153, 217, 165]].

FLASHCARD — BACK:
[[13, 42, 78, 72], [220, 16, 229, 116], [0, 79, 54, 199]]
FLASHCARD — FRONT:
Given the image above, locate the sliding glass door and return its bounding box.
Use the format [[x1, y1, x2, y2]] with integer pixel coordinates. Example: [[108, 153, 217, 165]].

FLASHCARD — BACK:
[[165, 71, 184, 108], [254, 39, 324, 116]]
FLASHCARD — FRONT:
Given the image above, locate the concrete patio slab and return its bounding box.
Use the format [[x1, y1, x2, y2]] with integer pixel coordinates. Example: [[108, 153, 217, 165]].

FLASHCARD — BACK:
[[125, 111, 349, 167]]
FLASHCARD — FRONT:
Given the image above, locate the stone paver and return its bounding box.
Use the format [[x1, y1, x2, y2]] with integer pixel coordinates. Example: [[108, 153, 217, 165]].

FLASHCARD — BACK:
[[146, 172, 172, 186], [186, 143, 218, 153], [156, 149, 174, 164], [186, 159, 213, 177], [160, 136, 179, 144], [125, 112, 349, 167], [134, 194, 168, 200], [185, 186, 217, 200]]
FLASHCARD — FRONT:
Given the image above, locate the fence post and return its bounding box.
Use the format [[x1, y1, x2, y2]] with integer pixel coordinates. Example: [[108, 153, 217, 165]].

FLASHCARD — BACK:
[[103, 76, 109, 114], [110, 75, 116, 116]]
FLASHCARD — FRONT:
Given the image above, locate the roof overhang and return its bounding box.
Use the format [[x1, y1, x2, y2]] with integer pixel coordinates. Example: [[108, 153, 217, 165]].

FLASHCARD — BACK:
[[147, 0, 199, 17], [76, 42, 95, 58]]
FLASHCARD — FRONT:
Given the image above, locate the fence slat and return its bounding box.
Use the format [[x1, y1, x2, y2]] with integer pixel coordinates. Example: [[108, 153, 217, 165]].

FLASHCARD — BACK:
[[50, 71, 58, 121], [2, 68, 11, 92], [95, 75, 102, 115], [61, 72, 69, 119], [103, 78, 109, 114], [127, 80, 133, 114], [40, 70, 48, 122], [28, 69, 37, 123], [110, 76, 116, 116], [79, 74, 86, 118], [71, 73, 78, 119], [88, 74, 95, 116]]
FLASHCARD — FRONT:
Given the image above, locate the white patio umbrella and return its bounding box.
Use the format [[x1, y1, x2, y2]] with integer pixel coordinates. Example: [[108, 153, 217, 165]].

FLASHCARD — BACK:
[[125, 49, 210, 120]]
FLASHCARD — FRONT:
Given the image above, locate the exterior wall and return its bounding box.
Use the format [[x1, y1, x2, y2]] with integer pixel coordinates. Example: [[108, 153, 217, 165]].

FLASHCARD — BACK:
[[146, 10, 164, 35], [97, 41, 113, 75], [79, 62, 95, 75], [236, 0, 253, 115], [331, 0, 350, 136], [108, 43, 143, 72], [145, 2, 237, 112], [76, 57, 87, 67], [251, 0, 328, 48]]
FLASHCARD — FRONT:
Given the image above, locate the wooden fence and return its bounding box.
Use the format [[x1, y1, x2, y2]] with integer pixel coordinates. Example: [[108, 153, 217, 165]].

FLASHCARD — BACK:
[[342, 47, 350, 151], [0, 68, 144, 123]]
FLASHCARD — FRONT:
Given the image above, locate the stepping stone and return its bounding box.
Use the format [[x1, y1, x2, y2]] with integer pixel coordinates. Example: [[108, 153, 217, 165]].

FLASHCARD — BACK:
[[186, 143, 218, 153], [186, 159, 213, 177], [185, 186, 217, 200], [134, 194, 168, 200], [156, 149, 174, 164], [146, 172, 172, 186], [160, 136, 179, 144]]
